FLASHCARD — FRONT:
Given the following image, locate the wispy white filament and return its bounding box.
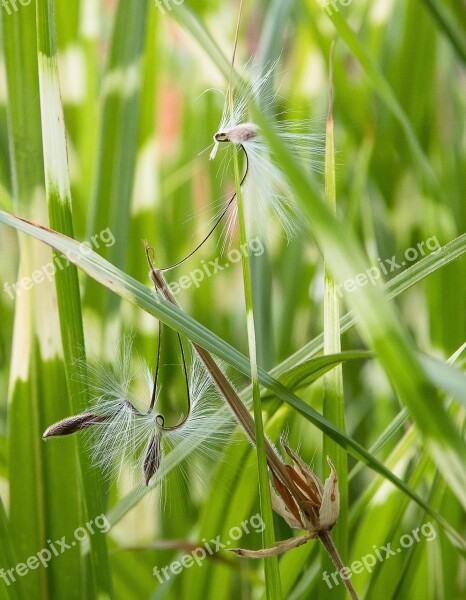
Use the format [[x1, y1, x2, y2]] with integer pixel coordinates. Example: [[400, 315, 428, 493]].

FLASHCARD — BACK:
[[81, 339, 237, 487], [210, 63, 325, 241]]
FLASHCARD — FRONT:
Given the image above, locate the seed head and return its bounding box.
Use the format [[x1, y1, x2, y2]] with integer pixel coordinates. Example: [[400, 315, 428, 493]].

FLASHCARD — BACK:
[[208, 62, 324, 240], [143, 432, 162, 486], [229, 441, 340, 559], [272, 442, 340, 534], [43, 414, 107, 439]]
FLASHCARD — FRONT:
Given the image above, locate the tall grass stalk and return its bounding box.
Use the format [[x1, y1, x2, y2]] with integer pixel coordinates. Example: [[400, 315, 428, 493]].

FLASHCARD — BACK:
[[222, 1, 281, 595], [36, 1, 113, 595], [232, 145, 282, 599], [321, 44, 348, 599]]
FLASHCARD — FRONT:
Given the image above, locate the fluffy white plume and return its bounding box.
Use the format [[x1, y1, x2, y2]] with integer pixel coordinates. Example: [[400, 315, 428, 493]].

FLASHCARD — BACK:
[[81, 338, 237, 489], [210, 63, 324, 241]]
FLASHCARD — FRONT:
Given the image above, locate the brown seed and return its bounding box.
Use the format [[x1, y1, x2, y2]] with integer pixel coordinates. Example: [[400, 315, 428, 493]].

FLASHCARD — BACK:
[[42, 414, 107, 439], [272, 474, 304, 528], [143, 433, 162, 486], [215, 123, 259, 144]]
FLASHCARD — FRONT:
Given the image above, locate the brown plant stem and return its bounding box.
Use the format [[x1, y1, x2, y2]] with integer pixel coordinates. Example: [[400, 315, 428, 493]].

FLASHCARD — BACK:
[[145, 244, 306, 505], [319, 530, 359, 600]]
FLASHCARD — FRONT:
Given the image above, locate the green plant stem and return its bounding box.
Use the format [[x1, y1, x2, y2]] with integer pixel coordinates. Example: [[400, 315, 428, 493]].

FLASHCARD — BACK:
[[321, 45, 348, 599], [35, 1, 113, 596], [232, 146, 282, 600]]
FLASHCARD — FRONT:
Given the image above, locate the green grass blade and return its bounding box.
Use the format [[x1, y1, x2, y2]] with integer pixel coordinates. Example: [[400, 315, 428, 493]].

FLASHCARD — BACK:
[[35, 0, 113, 597], [171, 5, 231, 79], [269, 233, 466, 379], [250, 105, 466, 513], [264, 352, 371, 397], [256, 0, 295, 66], [1, 5, 79, 598], [421, 0, 466, 64], [419, 355, 466, 407], [321, 51, 347, 597], [85, 0, 150, 315], [311, 1, 440, 197], [233, 144, 281, 598], [0, 496, 22, 600]]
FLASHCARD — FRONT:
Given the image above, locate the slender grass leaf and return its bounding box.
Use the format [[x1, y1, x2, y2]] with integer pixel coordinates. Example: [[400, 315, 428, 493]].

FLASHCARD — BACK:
[[36, 0, 113, 597]]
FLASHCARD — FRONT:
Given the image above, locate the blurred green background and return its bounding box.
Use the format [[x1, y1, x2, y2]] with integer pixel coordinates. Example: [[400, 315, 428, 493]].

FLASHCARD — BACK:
[[0, 0, 465, 599]]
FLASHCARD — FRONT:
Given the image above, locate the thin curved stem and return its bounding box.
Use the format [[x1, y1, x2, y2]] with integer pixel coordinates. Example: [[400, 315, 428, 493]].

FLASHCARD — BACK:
[[160, 146, 249, 272], [144, 246, 192, 431], [148, 317, 162, 412], [155, 334, 191, 432]]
